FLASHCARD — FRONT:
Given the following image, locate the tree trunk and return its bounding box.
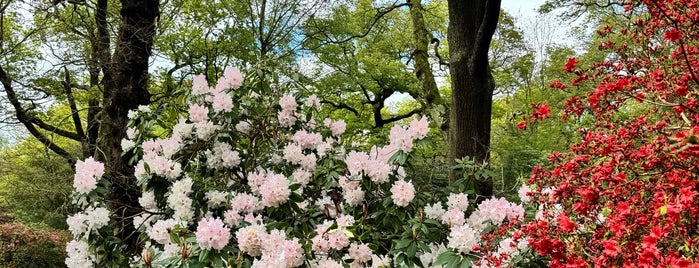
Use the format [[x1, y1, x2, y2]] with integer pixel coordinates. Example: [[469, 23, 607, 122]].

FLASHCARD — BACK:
[[447, 0, 500, 198], [95, 0, 159, 254], [408, 0, 442, 107]]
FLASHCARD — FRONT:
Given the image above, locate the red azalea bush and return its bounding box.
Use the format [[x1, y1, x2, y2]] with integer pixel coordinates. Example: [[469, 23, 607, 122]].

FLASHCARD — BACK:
[[523, 0, 699, 267]]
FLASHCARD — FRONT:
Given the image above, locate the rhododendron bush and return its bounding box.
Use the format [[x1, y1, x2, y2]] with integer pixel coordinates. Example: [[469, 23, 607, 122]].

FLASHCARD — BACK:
[[521, 0, 699, 267], [64, 67, 538, 267]]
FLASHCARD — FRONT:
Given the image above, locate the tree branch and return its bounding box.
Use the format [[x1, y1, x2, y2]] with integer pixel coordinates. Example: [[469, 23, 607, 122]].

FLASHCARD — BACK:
[[0, 66, 75, 165], [63, 66, 85, 138], [320, 100, 360, 116]]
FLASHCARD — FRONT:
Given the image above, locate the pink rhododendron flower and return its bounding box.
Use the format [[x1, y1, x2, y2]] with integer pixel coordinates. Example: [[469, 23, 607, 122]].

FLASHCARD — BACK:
[[279, 94, 297, 111], [306, 94, 320, 108], [447, 193, 469, 212], [348, 243, 372, 264], [388, 125, 414, 152], [188, 104, 208, 123], [424, 202, 446, 220], [216, 67, 243, 91], [212, 92, 233, 112], [191, 74, 210, 95], [442, 208, 465, 227], [195, 217, 230, 251], [408, 116, 429, 139], [323, 118, 347, 137], [292, 130, 323, 149], [236, 224, 266, 256], [390, 180, 415, 207], [447, 224, 479, 254], [259, 173, 291, 207], [149, 219, 178, 245], [73, 157, 105, 194], [235, 120, 252, 135]]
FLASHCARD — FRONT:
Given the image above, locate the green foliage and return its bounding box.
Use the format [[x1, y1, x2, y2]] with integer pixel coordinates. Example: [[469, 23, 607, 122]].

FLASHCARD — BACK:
[[0, 138, 76, 229]]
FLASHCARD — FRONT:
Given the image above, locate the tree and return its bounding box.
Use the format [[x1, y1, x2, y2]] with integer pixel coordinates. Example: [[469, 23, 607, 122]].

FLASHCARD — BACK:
[[447, 0, 501, 196], [303, 0, 447, 135], [0, 0, 159, 255]]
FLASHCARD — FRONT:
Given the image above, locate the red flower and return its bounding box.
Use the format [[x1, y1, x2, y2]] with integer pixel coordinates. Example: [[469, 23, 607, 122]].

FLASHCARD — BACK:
[[564, 57, 578, 72], [602, 239, 621, 257], [549, 80, 567, 90], [557, 214, 576, 233], [516, 121, 527, 130], [664, 28, 682, 42], [536, 104, 551, 119]]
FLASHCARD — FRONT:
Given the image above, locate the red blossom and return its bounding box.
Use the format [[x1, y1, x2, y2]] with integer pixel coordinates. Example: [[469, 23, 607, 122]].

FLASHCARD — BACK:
[[564, 57, 579, 72], [664, 28, 682, 42], [549, 80, 567, 90], [516, 121, 527, 130], [556, 214, 576, 233]]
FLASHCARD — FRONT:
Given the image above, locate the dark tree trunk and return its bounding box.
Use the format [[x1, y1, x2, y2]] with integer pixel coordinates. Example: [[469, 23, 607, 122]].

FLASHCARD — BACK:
[[95, 0, 159, 254], [447, 0, 500, 198]]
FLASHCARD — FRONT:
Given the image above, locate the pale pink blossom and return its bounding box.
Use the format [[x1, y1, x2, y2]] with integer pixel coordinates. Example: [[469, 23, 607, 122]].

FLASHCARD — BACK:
[[292, 130, 322, 149], [236, 224, 266, 256], [223, 209, 243, 227], [306, 94, 320, 108], [205, 190, 228, 209], [388, 125, 414, 152], [447, 193, 469, 212], [343, 188, 365, 206], [314, 257, 343, 268], [408, 116, 430, 139], [73, 157, 105, 194], [230, 193, 261, 214], [424, 202, 446, 220], [195, 217, 230, 251], [212, 92, 233, 112], [215, 67, 243, 91], [278, 94, 297, 111], [326, 231, 350, 250], [188, 104, 208, 123], [299, 154, 317, 171], [518, 184, 532, 203], [336, 214, 355, 227], [292, 169, 311, 186], [323, 118, 347, 137], [448, 224, 479, 254], [348, 243, 372, 264], [194, 121, 217, 140], [149, 219, 178, 245], [390, 180, 415, 207], [277, 110, 296, 127], [192, 74, 210, 95], [67, 213, 87, 236], [247, 170, 267, 194], [283, 143, 304, 164], [259, 173, 290, 207], [442, 208, 465, 227]]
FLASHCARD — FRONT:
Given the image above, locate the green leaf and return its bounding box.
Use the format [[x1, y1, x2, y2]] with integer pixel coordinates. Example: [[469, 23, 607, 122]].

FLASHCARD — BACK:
[[199, 249, 209, 263], [433, 251, 457, 266]]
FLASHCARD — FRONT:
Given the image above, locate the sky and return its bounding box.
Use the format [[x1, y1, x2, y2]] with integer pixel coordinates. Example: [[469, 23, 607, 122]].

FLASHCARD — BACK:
[[502, 0, 547, 15]]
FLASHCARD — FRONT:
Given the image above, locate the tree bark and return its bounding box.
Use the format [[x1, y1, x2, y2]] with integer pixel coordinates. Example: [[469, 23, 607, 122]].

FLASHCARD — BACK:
[[447, 0, 501, 197], [408, 0, 442, 107], [95, 0, 159, 254]]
